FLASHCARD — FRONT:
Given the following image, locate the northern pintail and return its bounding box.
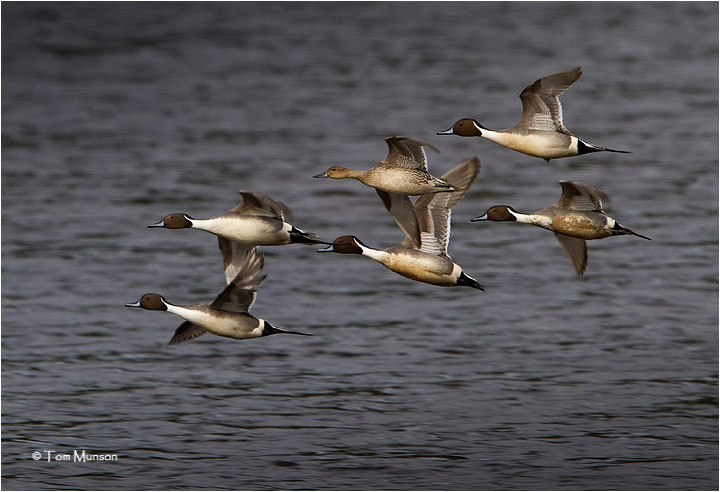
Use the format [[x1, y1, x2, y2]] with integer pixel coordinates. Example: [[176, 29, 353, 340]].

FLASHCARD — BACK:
[[148, 191, 329, 247], [319, 157, 483, 289], [472, 180, 651, 276], [125, 246, 311, 344], [437, 67, 630, 162], [313, 136, 458, 195]]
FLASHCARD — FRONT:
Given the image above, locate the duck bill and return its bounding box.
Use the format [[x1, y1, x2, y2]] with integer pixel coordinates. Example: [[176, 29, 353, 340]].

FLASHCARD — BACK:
[[147, 220, 165, 228], [436, 128, 454, 135], [125, 300, 142, 308], [317, 244, 335, 252], [471, 214, 488, 222], [313, 172, 329, 178]]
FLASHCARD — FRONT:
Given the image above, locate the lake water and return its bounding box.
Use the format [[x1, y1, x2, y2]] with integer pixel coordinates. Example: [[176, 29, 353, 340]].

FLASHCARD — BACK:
[[2, 2, 717, 490]]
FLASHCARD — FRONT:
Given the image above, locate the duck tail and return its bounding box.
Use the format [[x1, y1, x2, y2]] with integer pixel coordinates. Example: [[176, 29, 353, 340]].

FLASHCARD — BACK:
[[577, 139, 631, 155], [456, 271, 485, 291], [290, 227, 332, 245], [603, 147, 631, 154], [433, 179, 461, 192], [262, 321, 313, 337], [628, 229, 652, 241], [613, 222, 651, 240]]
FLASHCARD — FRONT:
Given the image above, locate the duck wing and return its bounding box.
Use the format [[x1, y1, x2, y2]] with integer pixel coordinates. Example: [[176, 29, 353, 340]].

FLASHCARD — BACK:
[[518, 67, 582, 134], [554, 233, 588, 277], [217, 237, 256, 284], [210, 247, 266, 313], [168, 321, 207, 345], [379, 136, 439, 171], [376, 190, 421, 248], [554, 180, 611, 213], [231, 191, 292, 221], [414, 157, 480, 256]]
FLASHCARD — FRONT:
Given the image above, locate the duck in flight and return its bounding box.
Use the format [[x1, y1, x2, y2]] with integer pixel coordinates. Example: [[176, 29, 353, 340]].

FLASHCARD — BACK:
[[125, 244, 312, 345], [438, 67, 630, 162], [471, 180, 650, 276], [148, 191, 329, 247], [319, 157, 483, 290], [314, 136, 458, 195]]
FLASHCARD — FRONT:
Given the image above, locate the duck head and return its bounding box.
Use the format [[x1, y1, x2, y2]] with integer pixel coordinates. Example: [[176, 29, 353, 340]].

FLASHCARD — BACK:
[[313, 166, 352, 179], [437, 118, 485, 137], [317, 235, 365, 254], [472, 205, 518, 222], [148, 213, 194, 229], [125, 293, 169, 311]]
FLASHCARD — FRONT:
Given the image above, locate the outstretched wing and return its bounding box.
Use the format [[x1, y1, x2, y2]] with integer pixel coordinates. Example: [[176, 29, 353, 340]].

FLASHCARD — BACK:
[[414, 157, 480, 256], [380, 136, 439, 171], [554, 180, 611, 213], [210, 247, 266, 313], [554, 233, 588, 277], [518, 67, 582, 134], [217, 237, 254, 284], [231, 191, 292, 221], [168, 321, 207, 345], [376, 189, 421, 248]]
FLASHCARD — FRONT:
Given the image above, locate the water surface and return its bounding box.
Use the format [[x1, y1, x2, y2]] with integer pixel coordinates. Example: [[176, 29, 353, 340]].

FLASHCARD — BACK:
[[2, 2, 718, 490]]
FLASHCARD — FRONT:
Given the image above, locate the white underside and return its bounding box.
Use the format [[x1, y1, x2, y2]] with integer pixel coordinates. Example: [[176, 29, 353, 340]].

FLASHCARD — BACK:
[[165, 304, 263, 339], [191, 217, 290, 244], [482, 129, 577, 159]]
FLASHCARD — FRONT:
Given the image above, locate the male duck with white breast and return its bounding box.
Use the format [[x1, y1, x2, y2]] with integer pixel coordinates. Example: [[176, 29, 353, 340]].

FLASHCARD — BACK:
[[320, 157, 484, 290], [149, 191, 329, 247], [126, 244, 311, 345], [314, 136, 458, 195], [472, 180, 651, 276], [438, 67, 629, 162]]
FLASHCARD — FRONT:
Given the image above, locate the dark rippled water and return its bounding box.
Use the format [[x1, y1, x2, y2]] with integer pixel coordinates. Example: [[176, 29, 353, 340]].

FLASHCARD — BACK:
[[2, 2, 717, 490]]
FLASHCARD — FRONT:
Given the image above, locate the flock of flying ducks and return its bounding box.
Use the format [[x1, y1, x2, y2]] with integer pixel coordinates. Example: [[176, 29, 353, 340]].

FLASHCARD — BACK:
[[126, 67, 651, 345]]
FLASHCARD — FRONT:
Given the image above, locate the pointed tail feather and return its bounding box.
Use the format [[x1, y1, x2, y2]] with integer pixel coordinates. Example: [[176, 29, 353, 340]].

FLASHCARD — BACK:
[[290, 227, 332, 245], [262, 321, 314, 337], [578, 140, 631, 155], [628, 229, 652, 241], [613, 222, 651, 240]]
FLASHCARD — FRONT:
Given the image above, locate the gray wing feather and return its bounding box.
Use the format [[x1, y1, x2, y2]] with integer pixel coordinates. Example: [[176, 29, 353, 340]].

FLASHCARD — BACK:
[[217, 237, 254, 284], [414, 157, 480, 256], [554, 233, 588, 276], [376, 189, 421, 248], [380, 136, 439, 171], [210, 247, 266, 313], [231, 191, 292, 221], [555, 180, 611, 212], [168, 321, 207, 345], [518, 67, 582, 133]]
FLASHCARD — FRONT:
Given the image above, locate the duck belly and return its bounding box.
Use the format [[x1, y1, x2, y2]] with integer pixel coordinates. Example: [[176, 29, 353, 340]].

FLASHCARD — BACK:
[[168, 306, 261, 339], [492, 132, 575, 159], [382, 253, 457, 286], [197, 217, 291, 245], [204, 318, 260, 339]]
